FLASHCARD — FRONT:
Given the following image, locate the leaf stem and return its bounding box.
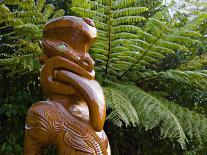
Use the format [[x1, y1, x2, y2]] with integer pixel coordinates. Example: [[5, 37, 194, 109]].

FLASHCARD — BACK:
[[104, 0, 112, 77]]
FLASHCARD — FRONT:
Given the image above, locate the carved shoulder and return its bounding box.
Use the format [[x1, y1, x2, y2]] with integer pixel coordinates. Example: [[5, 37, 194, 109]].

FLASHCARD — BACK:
[[25, 101, 62, 144]]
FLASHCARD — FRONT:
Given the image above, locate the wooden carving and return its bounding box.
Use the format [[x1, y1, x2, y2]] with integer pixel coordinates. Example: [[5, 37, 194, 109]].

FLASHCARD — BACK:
[[24, 16, 110, 155]]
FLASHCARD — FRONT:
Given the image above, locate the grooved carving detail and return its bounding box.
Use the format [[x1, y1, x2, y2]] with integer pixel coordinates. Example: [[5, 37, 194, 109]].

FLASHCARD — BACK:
[[24, 16, 110, 155]]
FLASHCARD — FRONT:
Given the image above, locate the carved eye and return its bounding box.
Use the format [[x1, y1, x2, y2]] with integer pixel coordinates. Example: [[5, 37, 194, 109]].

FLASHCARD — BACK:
[[56, 43, 68, 51]]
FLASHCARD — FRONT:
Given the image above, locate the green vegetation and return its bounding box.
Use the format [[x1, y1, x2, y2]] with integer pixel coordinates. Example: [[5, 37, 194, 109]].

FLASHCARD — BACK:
[[0, 0, 207, 154]]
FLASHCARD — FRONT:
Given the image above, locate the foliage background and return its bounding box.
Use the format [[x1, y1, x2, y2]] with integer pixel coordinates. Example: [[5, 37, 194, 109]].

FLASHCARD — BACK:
[[0, 0, 207, 154]]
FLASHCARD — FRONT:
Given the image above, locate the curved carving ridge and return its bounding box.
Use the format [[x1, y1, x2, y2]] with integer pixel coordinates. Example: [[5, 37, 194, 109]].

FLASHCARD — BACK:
[[24, 16, 110, 155]]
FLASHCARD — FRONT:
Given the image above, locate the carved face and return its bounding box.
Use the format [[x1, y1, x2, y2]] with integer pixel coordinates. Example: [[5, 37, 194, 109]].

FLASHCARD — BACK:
[[41, 16, 97, 72], [39, 16, 106, 131]]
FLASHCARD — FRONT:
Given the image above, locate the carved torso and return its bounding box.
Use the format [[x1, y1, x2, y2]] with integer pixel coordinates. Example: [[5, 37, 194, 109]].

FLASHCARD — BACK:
[[24, 16, 110, 155]]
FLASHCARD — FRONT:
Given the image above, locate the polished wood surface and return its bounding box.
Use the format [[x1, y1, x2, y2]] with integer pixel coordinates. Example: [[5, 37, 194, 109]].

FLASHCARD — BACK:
[[24, 16, 110, 155]]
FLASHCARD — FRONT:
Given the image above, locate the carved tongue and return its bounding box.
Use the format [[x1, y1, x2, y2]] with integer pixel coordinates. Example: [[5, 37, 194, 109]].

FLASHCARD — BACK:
[[54, 70, 106, 132]]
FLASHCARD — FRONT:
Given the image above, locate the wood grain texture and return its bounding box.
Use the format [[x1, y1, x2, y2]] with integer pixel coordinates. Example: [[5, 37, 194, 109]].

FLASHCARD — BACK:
[[24, 16, 110, 155]]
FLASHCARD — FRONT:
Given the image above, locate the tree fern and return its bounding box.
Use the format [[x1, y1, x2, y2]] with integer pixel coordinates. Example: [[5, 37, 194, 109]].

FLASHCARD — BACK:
[[103, 87, 139, 127], [71, 0, 149, 76], [134, 70, 207, 91], [105, 82, 207, 147], [118, 18, 202, 78], [0, 0, 65, 75], [178, 54, 207, 70], [70, 0, 207, 149], [1, 0, 207, 151], [71, 1, 202, 79]]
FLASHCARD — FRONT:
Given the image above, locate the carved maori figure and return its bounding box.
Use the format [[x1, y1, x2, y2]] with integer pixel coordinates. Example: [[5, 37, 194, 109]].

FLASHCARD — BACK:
[[24, 16, 110, 155]]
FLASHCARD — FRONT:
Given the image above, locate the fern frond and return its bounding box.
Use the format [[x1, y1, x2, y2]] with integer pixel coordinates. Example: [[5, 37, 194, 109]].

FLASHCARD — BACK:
[[71, 0, 148, 76], [113, 0, 138, 9], [42, 4, 55, 19], [0, 54, 41, 75], [178, 55, 207, 71], [71, 7, 107, 22], [36, 0, 45, 12], [112, 7, 149, 18], [112, 16, 146, 26], [118, 17, 202, 78], [112, 25, 142, 34], [52, 9, 65, 18], [109, 82, 187, 146], [160, 70, 207, 90], [109, 82, 207, 147], [135, 70, 207, 91], [0, 0, 63, 75], [104, 87, 139, 127]]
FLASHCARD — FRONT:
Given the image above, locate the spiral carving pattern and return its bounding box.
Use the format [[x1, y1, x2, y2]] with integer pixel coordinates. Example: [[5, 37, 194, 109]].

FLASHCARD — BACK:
[[24, 16, 110, 155]]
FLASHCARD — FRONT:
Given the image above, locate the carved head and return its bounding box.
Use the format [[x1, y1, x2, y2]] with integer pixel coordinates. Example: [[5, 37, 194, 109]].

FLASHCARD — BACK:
[[39, 16, 106, 131], [40, 16, 97, 72]]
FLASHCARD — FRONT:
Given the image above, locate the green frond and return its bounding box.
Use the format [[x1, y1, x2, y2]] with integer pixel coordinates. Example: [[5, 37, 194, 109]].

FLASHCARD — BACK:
[[0, 0, 64, 75], [177, 30, 202, 38], [112, 0, 138, 10], [109, 82, 187, 146], [92, 54, 108, 62], [159, 70, 207, 90], [104, 87, 139, 127], [182, 13, 207, 30], [14, 23, 42, 39], [71, 0, 149, 76], [158, 40, 188, 51], [92, 42, 108, 50], [109, 82, 207, 147], [144, 51, 166, 59], [141, 55, 158, 63], [136, 31, 157, 43], [135, 70, 207, 91], [42, 4, 55, 19], [71, 7, 107, 22], [19, 0, 35, 10], [151, 45, 175, 54], [165, 35, 199, 45], [112, 25, 142, 34], [133, 39, 150, 48], [88, 1, 108, 10], [116, 17, 201, 78], [0, 54, 41, 75], [4, 0, 34, 8], [178, 55, 207, 71], [112, 7, 149, 18], [111, 32, 138, 40], [120, 44, 144, 52], [52, 9, 65, 18], [111, 39, 134, 47], [0, 3, 10, 14], [36, 0, 45, 12], [145, 18, 171, 33], [111, 46, 129, 52], [91, 48, 108, 55], [112, 16, 146, 26], [18, 40, 42, 55], [71, 0, 92, 9], [93, 21, 109, 31], [164, 99, 207, 145]]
